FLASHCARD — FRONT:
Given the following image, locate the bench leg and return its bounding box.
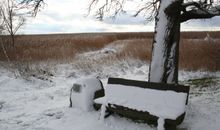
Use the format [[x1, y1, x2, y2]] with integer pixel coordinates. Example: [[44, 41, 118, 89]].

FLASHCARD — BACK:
[[99, 103, 107, 122], [157, 117, 165, 130]]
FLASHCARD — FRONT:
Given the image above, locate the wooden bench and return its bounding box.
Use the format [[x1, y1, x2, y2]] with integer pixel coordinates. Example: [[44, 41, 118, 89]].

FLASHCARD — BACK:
[[94, 78, 190, 128]]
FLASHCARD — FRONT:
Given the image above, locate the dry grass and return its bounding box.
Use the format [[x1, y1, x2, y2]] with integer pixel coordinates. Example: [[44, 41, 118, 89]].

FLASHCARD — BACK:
[[114, 39, 152, 61], [0, 34, 118, 61], [180, 39, 220, 71], [0, 32, 152, 61], [0, 31, 220, 71]]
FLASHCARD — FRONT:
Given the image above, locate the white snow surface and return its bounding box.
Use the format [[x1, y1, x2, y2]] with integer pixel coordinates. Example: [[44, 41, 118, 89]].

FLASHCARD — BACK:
[[75, 42, 125, 61], [102, 84, 187, 120], [0, 56, 220, 130]]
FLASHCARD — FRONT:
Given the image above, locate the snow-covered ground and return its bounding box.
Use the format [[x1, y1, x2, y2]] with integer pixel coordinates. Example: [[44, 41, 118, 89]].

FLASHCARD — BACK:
[[0, 45, 220, 130]]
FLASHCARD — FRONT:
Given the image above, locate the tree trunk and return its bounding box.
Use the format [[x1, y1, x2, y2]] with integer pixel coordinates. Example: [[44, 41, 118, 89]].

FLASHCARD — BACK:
[[11, 34, 15, 47], [149, 0, 182, 84], [0, 38, 10, 62]]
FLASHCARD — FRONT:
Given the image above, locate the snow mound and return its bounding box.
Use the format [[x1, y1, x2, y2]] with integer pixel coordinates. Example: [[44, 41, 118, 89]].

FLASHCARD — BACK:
[[70, 77, 103, 111], [75, 42, 125, 60]]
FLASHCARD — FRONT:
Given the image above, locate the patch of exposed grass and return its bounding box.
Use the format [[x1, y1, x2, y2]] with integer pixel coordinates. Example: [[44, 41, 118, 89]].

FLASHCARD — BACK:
[[183, 77, 220, 88]]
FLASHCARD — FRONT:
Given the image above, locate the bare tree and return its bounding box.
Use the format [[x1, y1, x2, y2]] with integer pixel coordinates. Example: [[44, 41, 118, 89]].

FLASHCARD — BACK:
[[89, 0, 220, 84], [0, 0, 44, 47], [20, 0, 45, 16], [0, 0, 26, 47], [0, 0, 44, 61]]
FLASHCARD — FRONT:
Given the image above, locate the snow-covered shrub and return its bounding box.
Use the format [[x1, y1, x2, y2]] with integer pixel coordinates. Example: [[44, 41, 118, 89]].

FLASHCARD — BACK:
[[69, 77, 103, 111], [13, 62, 55, 81]]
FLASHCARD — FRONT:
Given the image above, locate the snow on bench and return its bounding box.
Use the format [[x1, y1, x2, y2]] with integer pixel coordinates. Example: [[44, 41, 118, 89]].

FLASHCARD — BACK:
[[94, 78, 190, 129]]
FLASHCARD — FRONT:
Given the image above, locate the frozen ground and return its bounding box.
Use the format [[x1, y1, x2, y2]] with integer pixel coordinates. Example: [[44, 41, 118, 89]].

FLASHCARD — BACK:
[[0, 61, 220, 130], [0, 45, 220, 130]]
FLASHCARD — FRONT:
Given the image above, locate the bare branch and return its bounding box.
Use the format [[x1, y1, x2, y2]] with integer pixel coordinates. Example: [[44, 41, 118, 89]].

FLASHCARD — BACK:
[[88, 0, 160, 21], [88, 0, 98, 16], [181, 0, 220, 22], [88, 0, 126, 20], [14, 17, 25, 34], [20, 0, 45, 16], [0, 0, 28, 46], [133, 0, 159, 16]]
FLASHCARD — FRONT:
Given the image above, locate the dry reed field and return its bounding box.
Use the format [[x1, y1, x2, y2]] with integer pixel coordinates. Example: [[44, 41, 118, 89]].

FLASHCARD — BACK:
[[0, 31, 220, 71]]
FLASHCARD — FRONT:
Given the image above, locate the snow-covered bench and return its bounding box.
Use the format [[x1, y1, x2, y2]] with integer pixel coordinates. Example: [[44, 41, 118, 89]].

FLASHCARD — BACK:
[[94, 78, 190, 128]]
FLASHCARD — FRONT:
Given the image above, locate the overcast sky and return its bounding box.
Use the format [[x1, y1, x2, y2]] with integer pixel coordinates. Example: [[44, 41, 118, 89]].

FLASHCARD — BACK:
[[20, 0, 220, 34]]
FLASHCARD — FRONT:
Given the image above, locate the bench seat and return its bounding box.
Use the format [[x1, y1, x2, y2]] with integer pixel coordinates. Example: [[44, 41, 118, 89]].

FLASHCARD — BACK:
[[94, 78, 190, 126]]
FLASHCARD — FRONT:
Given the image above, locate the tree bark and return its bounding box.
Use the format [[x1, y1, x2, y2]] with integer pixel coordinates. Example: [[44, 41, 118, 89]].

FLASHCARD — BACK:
[[149, 0, 182, 84]]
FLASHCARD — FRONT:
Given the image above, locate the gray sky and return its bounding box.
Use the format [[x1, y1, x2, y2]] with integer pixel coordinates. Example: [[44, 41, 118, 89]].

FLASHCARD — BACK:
[[20, 0, 220, 34]]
